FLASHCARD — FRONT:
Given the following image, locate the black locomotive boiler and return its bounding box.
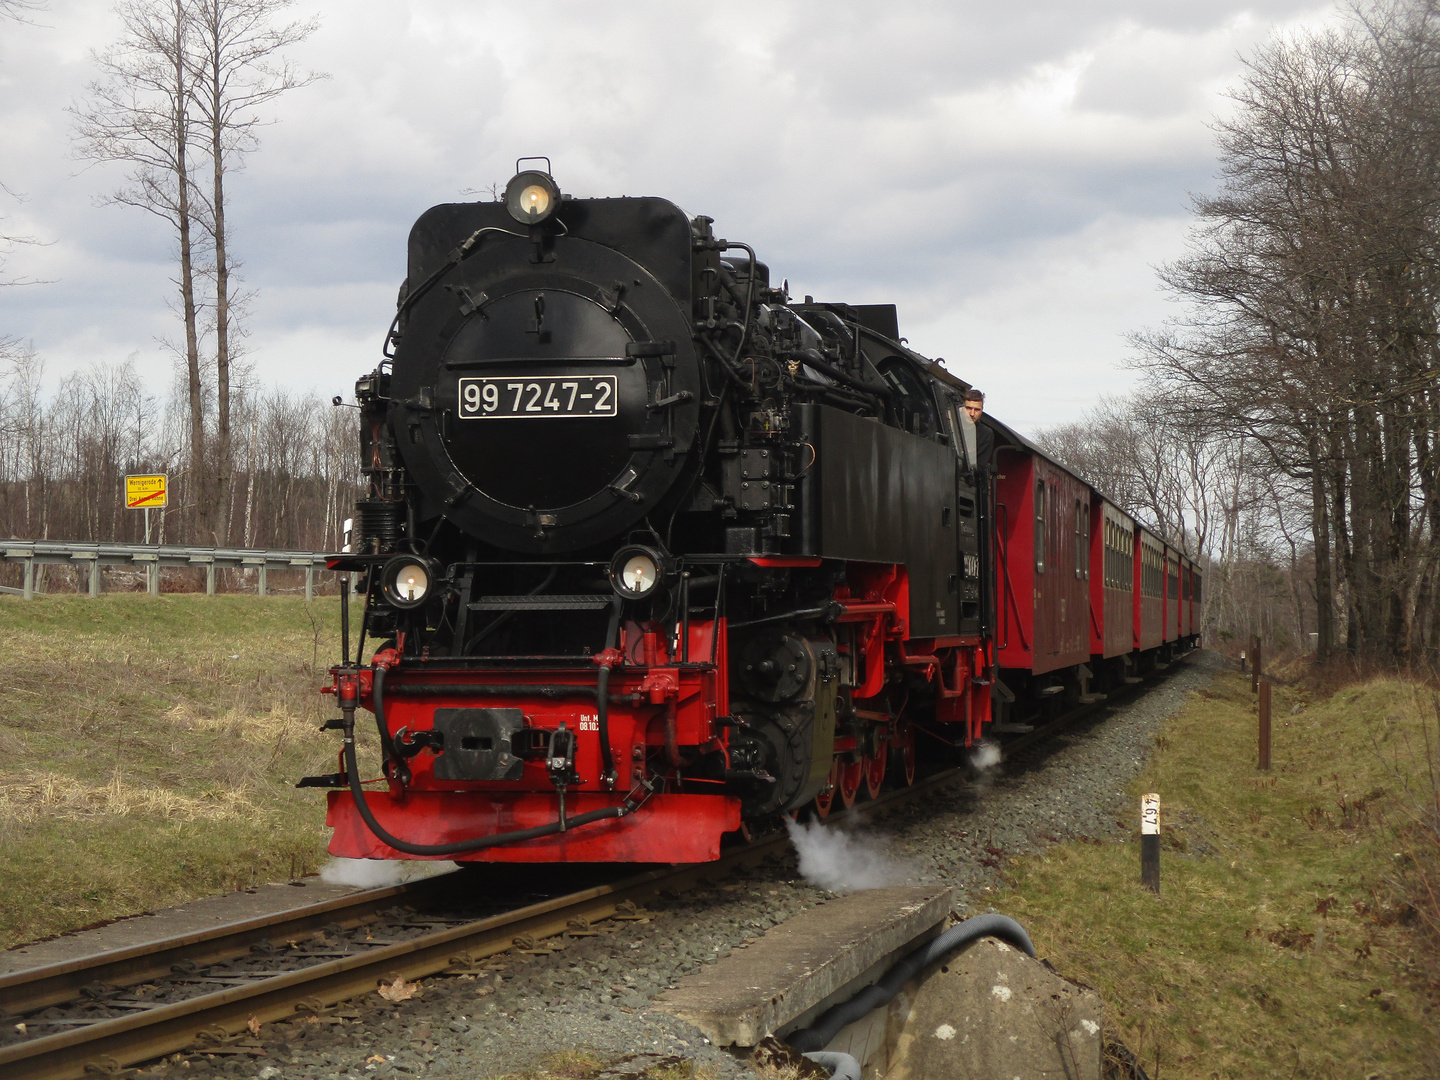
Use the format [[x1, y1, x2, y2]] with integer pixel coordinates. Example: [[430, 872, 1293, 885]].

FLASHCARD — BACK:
[[312, 162, 995, 863]]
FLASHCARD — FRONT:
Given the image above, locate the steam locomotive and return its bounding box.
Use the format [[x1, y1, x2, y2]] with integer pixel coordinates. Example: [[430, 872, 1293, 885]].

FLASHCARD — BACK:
[[308, 162, 1200, 864]]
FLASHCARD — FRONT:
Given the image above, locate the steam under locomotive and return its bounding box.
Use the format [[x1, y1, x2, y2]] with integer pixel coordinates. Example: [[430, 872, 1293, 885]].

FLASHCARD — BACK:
[[308, 162, 1199, 863]]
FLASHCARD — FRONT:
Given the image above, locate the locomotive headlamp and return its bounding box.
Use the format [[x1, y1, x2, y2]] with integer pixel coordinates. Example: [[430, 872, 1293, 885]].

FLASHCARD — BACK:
[[609, 545, 664, 600], [505, 170, 561, 225], [380, 556, 437, 609]]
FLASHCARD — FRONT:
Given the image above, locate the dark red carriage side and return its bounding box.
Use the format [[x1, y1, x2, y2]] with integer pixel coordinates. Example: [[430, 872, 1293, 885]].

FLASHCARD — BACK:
[[992, 438, 1090, 686], [1089, 496, 1135, 667]]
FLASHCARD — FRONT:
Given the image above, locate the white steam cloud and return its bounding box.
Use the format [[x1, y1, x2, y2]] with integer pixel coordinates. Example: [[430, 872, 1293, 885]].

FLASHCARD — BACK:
[[970, 740, 1002, 771], [319, 857, 461, 889], [785, 818, 918, 893]]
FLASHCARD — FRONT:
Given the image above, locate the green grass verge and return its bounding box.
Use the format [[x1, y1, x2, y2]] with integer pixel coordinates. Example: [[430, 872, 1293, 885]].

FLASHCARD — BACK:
[[995, 668, 1439, 1078], [0, 595, 343, 946]]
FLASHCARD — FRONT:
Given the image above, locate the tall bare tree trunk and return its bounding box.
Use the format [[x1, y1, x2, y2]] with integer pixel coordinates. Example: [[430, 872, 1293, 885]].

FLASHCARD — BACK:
[[208, 112, 230, 543], [172, 2, 206, 541], [71, 0, 210, 542], [190, 0, 320, 544], [1309, 431, 1333, 661]]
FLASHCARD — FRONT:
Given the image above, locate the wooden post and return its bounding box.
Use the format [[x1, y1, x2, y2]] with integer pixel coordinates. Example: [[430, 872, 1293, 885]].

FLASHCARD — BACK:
[[89, 559, 100, 598], [258, 564, 268, 598], [1141, 793, 1160, 893], [305, 565, 314, 603], [1251, 635, 1261, 692], [206, 564, 216, 596], [22, 558, 33, 600], [1258, 680, 1272, 771]]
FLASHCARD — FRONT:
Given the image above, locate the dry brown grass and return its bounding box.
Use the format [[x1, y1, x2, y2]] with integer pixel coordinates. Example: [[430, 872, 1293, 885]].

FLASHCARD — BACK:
[[0, 768, 265, 823], [0, 594, 341, 945]]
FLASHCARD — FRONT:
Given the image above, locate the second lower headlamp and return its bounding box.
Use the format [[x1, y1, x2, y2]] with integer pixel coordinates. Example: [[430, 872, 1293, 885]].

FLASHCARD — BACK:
[[380, 555, 438, 609], [609, 545, 665, 600]]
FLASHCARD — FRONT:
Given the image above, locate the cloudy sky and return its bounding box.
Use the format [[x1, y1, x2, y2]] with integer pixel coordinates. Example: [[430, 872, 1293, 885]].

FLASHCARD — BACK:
[[0, 0, 1338, 433]]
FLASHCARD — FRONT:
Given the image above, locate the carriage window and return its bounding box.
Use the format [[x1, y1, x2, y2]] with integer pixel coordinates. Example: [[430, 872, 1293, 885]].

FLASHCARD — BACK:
[[1034, 481, 1045, 573]]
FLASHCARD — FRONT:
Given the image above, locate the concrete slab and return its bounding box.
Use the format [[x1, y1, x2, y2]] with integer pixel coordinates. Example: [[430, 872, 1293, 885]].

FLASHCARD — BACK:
[[0, 878, 366, 976], [657, 885, 952, 1048]]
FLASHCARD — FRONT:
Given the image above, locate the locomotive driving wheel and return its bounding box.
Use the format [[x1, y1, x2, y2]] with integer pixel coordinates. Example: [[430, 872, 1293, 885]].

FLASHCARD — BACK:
[[888, 721, 917, 787], [837, 755, 863, 809], [863, 743, 887, 800]]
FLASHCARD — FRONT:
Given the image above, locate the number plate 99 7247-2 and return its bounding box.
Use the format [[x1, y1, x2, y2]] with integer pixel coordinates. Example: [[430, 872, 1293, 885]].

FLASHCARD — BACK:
[[457, 375, 618, 419]]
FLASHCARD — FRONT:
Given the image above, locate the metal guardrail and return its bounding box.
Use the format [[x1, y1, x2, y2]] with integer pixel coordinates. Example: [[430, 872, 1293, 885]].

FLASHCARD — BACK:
[[0, 540, 335, 601]]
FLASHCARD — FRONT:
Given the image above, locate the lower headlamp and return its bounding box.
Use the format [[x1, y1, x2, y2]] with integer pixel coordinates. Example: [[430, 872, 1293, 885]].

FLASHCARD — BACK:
[[609, 545, 664, 600], [380, 556, 437, 609]]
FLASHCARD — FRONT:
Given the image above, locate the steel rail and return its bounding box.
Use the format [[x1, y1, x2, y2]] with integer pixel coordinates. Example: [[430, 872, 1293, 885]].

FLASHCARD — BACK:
[[0, 771, 965, 1080], [0, 875, 463, 1016]]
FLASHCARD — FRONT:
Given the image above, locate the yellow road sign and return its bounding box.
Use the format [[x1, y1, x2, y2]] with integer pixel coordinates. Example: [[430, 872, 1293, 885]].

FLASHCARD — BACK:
[[125, 474, 168, 509]]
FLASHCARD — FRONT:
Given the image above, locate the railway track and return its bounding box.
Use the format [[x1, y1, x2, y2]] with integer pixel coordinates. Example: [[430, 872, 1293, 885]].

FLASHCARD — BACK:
[[0, 770, 965, 1080], [0, 652, 1193, 1080]]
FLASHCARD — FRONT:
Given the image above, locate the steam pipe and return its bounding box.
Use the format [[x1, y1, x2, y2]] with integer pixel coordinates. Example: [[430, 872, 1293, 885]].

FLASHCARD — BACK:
[[786, 914, 1036, 1053], [663, 698, 681, 768], [791, 348, 886, 402], [597, 595, 623, 788]]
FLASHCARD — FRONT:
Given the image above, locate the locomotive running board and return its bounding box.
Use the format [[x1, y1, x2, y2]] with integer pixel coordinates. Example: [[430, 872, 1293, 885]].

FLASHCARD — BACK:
[[468, 594, 613, 611]]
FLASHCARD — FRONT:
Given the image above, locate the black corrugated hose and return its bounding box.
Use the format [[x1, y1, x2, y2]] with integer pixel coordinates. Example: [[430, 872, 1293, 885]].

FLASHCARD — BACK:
[[340, 666, 647, 856], [788, 913, 1036, 1056]]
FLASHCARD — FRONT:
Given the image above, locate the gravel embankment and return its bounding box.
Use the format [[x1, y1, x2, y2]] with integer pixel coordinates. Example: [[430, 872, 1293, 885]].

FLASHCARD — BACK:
[[142, 652, 1222, 1080]]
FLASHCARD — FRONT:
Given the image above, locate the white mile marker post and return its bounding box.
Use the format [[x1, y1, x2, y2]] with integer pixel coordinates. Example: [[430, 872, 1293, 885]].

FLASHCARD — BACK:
[[1141, 793, 1160, 893]]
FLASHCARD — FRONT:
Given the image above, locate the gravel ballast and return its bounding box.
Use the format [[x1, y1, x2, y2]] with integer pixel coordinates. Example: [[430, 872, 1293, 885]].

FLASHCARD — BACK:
[[139, 652, 1222, 1080]]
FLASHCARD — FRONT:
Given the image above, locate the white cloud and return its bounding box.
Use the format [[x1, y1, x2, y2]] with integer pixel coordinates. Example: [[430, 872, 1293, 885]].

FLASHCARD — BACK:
[[0, 0, 1340, 429]]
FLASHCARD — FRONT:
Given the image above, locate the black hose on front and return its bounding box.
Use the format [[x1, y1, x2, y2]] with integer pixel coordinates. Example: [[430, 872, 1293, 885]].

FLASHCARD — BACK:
[[340, 704, 642, 857], [787, 914, 1036, 1053]]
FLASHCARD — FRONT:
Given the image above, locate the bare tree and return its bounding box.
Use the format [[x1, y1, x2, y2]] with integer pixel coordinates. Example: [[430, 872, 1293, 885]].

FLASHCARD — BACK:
[[70, 0, 322, 544], [186, 0, 319, 542], [0, 355, 359, 559], [1131, 0, 1440, 665], [0, 0, 47, 22], [71, 0, 209, 538]]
